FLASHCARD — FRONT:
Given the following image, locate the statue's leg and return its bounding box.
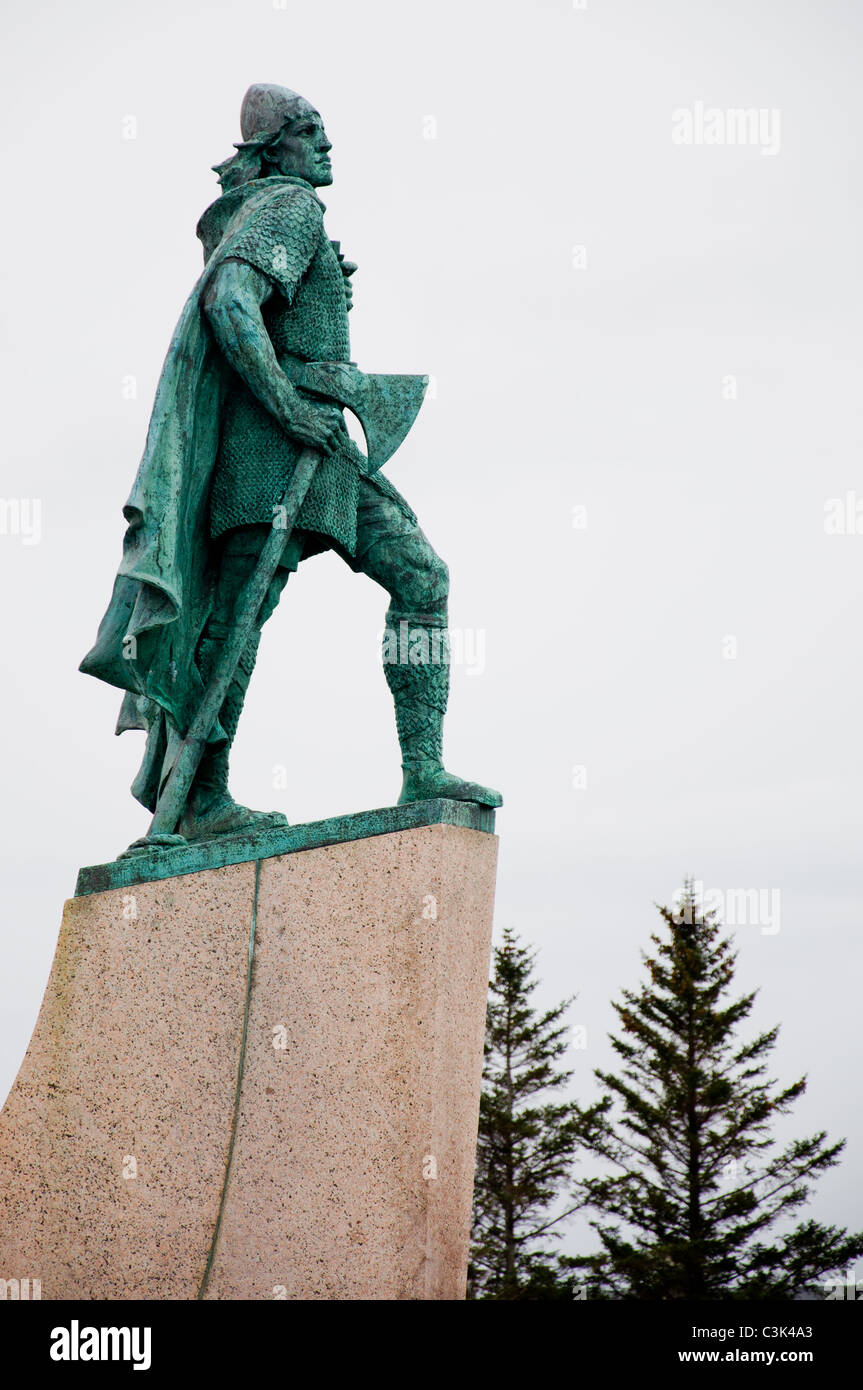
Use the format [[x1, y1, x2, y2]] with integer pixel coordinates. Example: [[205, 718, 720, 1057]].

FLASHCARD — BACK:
[[179, 526, 293, 840], [353, 484, 502, 808]]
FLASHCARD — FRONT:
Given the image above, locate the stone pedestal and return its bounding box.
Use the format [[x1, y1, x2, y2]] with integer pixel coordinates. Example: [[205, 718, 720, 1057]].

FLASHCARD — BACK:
[[0, 801, 497, 1300]]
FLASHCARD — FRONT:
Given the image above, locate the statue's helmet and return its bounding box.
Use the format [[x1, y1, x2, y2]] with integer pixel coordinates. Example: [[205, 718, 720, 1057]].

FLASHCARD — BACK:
[[240, 83, 314, 142]]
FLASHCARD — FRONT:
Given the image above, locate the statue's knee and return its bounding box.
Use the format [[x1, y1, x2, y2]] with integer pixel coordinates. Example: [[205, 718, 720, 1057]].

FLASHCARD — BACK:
[[369, 529, 449, 622], [430, 552, 449, 595], [424, 553, 449, 614], [396, 553, 448, 619]]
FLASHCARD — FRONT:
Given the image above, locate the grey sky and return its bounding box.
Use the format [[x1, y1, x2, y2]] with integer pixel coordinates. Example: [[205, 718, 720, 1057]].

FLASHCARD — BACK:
[[1, 0, 861, 1263]]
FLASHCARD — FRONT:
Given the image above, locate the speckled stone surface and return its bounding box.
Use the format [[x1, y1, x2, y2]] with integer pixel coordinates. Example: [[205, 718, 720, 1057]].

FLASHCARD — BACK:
[[0, 822, 497, 1300], [0, 864, 255, 1299], [204, 822, 498, 1300]]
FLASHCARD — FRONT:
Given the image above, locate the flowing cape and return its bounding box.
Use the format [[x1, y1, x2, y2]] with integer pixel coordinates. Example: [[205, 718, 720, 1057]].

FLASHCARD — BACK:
[[79, 176, 323, 811]]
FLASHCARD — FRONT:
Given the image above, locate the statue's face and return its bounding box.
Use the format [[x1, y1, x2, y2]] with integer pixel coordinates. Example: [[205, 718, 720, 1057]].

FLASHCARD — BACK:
[[269, 105, 333, 186]]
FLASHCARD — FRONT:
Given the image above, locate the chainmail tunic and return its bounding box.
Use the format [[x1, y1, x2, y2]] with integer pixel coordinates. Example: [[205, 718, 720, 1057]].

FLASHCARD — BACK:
[[199, 177, 414, 554]]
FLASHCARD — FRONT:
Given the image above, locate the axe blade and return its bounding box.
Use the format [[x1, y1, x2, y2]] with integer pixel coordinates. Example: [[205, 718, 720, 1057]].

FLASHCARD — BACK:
[[299, 362, 429, 471]]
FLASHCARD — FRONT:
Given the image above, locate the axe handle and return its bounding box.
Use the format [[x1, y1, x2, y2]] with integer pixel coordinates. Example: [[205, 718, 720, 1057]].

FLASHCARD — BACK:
[[146, 446, 321, 839]]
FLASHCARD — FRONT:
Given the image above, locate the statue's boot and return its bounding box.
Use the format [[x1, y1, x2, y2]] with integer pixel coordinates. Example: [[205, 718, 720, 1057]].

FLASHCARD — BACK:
[[382, 618, 502, 809], [178, 630, 289, 841]]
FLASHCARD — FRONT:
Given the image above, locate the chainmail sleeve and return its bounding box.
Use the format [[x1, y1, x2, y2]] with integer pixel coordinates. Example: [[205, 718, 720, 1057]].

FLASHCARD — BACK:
[[216, 184, 324, 302]]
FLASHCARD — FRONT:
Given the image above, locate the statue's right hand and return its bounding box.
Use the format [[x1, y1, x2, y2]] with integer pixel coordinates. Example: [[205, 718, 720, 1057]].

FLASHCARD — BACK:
[[283, 399, 350, 458]]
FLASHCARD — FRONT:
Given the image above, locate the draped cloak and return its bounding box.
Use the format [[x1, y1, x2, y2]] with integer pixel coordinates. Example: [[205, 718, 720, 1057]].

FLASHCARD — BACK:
[[79, 174, 353, 812]]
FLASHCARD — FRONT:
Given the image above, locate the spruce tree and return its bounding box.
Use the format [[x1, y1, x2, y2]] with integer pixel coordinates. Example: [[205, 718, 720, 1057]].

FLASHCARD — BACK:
[[572, 881, 863, 1299], [469, 927, 606, 1300]]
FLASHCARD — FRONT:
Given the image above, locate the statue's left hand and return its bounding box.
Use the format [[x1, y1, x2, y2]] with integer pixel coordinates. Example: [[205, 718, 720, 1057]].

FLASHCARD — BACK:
[[339, 259, 358, 310]]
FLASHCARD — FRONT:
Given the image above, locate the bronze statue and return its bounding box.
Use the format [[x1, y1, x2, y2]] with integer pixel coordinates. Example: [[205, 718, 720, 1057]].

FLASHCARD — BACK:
[[81, 84, 501, 847]]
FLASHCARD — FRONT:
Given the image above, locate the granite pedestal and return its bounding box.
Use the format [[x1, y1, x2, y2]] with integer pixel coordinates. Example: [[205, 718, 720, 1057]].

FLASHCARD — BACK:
[[0, 800, 497, 1300]]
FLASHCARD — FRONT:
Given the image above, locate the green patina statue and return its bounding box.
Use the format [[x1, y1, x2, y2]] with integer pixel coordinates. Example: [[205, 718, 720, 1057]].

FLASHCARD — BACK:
[[81, 83, 501, 847]]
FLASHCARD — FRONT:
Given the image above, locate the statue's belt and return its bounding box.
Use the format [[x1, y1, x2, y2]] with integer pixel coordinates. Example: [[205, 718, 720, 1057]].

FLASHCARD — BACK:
[[278, 352, 344, 403]]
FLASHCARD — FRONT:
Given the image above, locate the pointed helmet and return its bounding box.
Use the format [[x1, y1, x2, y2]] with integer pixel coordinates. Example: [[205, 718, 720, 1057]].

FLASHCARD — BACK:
[[240, 84, 314, 142]]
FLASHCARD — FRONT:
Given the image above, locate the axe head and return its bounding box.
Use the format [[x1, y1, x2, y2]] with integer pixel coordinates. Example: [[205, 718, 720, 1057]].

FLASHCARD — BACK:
[[298, 361, 428, 472]]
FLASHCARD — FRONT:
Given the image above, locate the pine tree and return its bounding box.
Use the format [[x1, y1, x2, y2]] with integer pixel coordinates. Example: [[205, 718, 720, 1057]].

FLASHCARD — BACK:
[[572, 881, 863, 1299], [469, 927, 606, 1300]]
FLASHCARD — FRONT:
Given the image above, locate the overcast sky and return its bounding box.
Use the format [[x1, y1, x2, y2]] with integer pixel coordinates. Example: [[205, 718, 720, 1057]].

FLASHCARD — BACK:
[[1, 0, 862, 1264]]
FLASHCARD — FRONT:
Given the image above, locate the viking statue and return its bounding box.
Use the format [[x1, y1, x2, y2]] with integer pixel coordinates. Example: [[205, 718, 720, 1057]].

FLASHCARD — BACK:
[[81, 84, 501, 845]]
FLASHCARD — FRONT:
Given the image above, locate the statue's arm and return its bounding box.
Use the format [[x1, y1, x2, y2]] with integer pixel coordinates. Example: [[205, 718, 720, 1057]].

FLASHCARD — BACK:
[[202, 258, 347, 455]]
